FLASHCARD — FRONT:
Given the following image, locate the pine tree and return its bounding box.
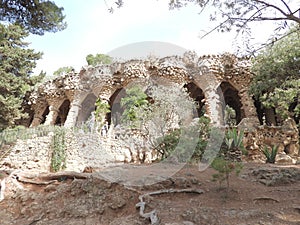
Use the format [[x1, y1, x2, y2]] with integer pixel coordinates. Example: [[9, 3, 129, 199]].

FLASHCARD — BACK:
[[0, 24, 43, 130]]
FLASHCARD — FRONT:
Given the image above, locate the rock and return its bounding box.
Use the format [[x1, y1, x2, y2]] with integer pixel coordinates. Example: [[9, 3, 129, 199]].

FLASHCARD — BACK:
[[285, 143, 299, 156], [276, 153, 294, 164]]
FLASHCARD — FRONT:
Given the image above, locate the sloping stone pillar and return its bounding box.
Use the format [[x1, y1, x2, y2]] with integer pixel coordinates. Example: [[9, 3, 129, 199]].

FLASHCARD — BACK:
[[44, 99, 65, 125], [30, 104, 48, 127], [64, 92, 88, 128], [204, 86, 224, 126], [239, 88, 260, 126]]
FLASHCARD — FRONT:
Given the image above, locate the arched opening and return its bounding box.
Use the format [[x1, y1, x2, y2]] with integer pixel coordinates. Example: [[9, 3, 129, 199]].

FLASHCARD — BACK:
[[184, 82, 206, 118], [220, 82, 244, 125], [77, 93, 97, 125], [109, 88, 126, 126], [55, 100, 70, 125]]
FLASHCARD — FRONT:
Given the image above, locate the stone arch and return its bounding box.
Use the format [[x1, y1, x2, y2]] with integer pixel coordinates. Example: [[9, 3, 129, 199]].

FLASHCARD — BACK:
[[220, 81, 245, 125], [76, 93, 97, 125], [108, 88, 127, 126], [184, 82, 206, 117], [55, 99, 70, 125]]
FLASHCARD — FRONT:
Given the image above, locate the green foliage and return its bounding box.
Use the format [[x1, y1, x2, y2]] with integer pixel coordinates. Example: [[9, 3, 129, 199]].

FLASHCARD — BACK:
[[224, 105, 236, 126], [50, 126, 66, 172], [53, 66, 74, 76], [0, 0, 66, 35], [120, 86, 149, 128], [262, 145, 278, 164], [211, 128, 245, 189], [0, 23, 43, 130], [0, 125, 54, 161], [95, 99, 111, 124], [224, 128, 246, 155], [250, 26, 300, 122], [155, 116, 210, 161], [86, 53, 112, 66], [211, 157, 243, 189]]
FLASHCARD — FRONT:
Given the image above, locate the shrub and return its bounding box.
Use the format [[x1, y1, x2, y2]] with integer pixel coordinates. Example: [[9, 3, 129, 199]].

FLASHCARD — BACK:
[[155, 116, 210, 162], [211, 156, 243, 189], [211, 128, 245, 189], [50, 126, 67, 172], [262, 145, 278, 163]]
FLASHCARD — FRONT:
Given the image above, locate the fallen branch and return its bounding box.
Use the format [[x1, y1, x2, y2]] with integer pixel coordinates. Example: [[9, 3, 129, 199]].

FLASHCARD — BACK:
[[136, 188, 204, 224], [16, 176, 56, 185], [12, 171, 90, 183], [253, 196, 279, 203]]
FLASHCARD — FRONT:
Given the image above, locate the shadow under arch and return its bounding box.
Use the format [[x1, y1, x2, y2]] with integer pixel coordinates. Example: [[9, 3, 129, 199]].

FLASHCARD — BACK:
[[55, 99, 70, 126], [77, 93, 97, 125], [184, 82, 206, 118], [219, 81, 245, 125], [108, 88, 127, 126]]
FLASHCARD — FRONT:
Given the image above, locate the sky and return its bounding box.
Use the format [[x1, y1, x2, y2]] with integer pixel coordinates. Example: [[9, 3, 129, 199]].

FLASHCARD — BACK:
[[25, 0, 280, 75]]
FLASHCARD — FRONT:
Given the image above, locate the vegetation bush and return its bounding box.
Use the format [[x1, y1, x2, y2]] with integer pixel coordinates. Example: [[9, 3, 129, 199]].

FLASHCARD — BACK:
[[262, 145, 278, 164], [50, 126, 67, 172], [155, 116, 210, 162], [211, 128, 245, 189]]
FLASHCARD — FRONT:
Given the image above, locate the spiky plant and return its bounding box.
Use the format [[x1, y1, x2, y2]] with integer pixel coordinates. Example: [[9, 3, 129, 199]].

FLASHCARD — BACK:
[[262, 145, 278, 163]]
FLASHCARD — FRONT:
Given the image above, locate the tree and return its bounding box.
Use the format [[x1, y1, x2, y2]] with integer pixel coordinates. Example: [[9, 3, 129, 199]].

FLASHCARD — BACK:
[[211, 128, 244, 190], [118, 82, 199, 162], [109, 1, 300, 32], [0, 24, 43, 130], [86, 53, 112, 66], [169, 0, 300, 32], [0, 0, 66, 35], [250, 25, 300, 124], [53, 66, 74, 76], [120, 86, 149, 128], [109, 1, 299, 54]]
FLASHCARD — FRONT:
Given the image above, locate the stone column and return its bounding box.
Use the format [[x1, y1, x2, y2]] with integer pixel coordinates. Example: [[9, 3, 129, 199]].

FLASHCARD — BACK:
[[44, 105, 60, 125], [30, 114, 44, 127], [43, 98, 66, 126], [30, 105, 48, 127], [239, 88, 260, 126], [64, 91, 90, 128], [204, 86, 224, 126], [64, 100, 82, 128]]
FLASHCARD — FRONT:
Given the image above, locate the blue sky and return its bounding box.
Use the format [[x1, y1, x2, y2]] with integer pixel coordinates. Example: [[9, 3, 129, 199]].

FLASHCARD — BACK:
[[26, 0, 278, 75]]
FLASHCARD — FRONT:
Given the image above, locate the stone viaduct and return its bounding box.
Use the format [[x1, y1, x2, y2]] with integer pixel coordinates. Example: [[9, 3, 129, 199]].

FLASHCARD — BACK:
[[28, 52, 259, 128], [17, 51, 298, 168]]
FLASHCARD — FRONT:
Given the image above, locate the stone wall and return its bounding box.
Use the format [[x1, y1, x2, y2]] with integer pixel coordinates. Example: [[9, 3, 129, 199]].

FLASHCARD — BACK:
[[0, 135, 54, 171], [1, 123, 299, 172], [241, 119, 299, 164]]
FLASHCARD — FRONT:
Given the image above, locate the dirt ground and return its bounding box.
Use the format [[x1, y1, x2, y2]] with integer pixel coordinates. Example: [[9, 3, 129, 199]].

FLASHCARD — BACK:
[[0, 162, 299, 225]]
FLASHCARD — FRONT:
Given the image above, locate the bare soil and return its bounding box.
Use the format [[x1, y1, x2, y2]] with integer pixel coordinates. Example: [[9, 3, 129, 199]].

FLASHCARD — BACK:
[[0, 162, 299, 225]]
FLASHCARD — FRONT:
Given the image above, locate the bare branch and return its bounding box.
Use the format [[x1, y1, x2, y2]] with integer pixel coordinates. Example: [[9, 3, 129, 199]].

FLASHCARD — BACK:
[[199, 18, 229, 39], [279, 0, 292, 14], [254, 0, 292, 18]]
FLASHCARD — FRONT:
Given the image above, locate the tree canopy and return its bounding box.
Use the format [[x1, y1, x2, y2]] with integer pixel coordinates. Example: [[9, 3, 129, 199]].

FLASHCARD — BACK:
[[0, 0, 66, 35], [0, 24, 44, 130], [86, 53, 112, 66], [53, 66, 74, 76], [250, 25, 300, 123]]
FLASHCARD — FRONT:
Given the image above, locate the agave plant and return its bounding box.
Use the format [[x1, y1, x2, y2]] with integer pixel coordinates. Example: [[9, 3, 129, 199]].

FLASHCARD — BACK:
[[225, 128, 244, 150], [262, 145, 278, 163], [223, 128, 246, 161]]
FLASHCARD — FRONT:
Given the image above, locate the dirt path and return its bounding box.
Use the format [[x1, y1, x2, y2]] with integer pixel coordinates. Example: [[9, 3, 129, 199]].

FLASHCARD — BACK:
[[0, 163, 299, 225]]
